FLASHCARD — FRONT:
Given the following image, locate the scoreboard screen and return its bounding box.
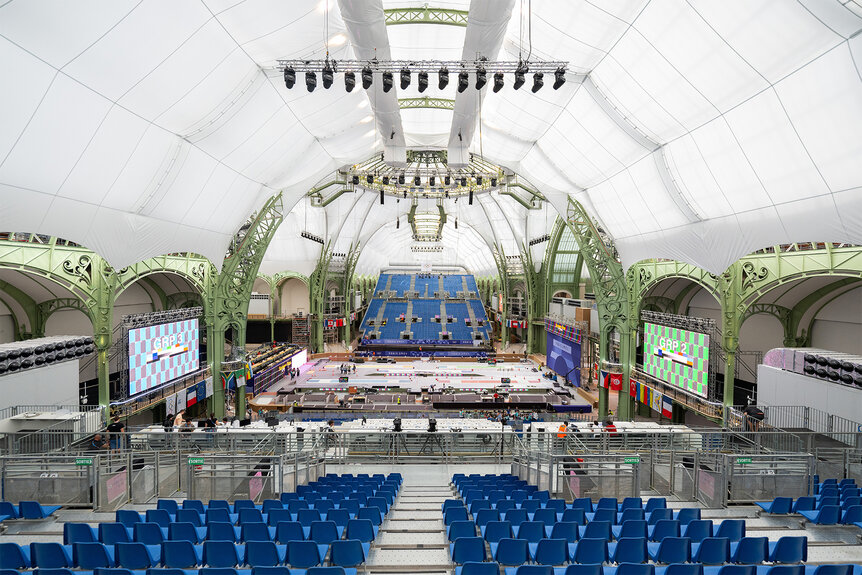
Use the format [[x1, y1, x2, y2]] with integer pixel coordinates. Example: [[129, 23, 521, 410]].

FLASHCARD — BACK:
[[128, 319, 200, 396], [643, 322, 709, 398]]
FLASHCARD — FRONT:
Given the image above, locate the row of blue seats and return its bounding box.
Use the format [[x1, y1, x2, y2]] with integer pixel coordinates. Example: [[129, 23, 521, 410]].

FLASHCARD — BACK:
[[0, 568, 350, 575], [0, 501, 62, 521], [449, 536, 808, 566], [812, 477, 855, 495], [0, 540, 368, 571], [449, 507, 705, 529], [116, 507, 386, 529], [756, 496, 859, 515], [64, 519, 379, 547], [455, 562, 855, 575], [448, 518, 747, 544]]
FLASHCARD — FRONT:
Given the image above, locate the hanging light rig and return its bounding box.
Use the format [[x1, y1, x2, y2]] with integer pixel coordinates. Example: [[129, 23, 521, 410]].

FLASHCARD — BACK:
[[279, 59, 567, 93]]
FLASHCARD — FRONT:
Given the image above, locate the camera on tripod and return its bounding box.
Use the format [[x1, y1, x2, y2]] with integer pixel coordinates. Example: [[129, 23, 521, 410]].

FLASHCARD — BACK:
[[393, 418, 402, 432], [427, 418, 437, 432]]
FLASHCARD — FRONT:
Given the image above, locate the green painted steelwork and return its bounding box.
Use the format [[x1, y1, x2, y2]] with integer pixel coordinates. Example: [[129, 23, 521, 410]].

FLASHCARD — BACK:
[[398, 97, 455, 110], [384, 7, 468, 27]]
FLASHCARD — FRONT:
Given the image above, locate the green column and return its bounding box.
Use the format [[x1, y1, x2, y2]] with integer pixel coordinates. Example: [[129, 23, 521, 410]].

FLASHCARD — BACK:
[[207, 321, 226, 419], [616, 326, 635, 421], [718, 265, 741, 420], [597, 328, 609, 420], [92, 256, 115, 421]]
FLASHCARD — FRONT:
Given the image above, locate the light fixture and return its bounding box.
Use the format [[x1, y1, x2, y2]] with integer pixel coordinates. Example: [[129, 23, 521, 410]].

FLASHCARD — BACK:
[[306, 71, 317, 92], [398, 174, 405, 185], [322, 63, 334, 88], [457, 70, 469, 93], [444, 175, 451, 186], [344, 71, 355, 92], [382, 71, 393, 92], [553, 67, 566, 90], [382, 176, 389, 185], [469, 189, 473, 205], [362, 66, 373, 89], [460, 177, 467, 186], [476, 67, 487, 90], [367, 174, 374, 184], [380, 189, 384, 204], [417, 71, 428, 92], [414, 175, 421, 186], [476, 176, 483, 185], [396, 217, 400, 229], [455, 218, 458, 229], [400, 68, 410, 89], [532, 72, 544, 93], [491, 177, 497, 187], [514, 64, 527, 90], [302, 231, 325, 244], [439, 67, 449, 89], [352, 175, 359, 185], [284, 67, 296, 88], [493, 72, 504, 92]]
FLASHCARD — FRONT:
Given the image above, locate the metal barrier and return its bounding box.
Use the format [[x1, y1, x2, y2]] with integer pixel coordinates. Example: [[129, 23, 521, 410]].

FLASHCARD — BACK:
[[555, 454, 640, 500], [726, 453, 813, 504], [325, 430, 515, 464], [0, 455, 95, 505]]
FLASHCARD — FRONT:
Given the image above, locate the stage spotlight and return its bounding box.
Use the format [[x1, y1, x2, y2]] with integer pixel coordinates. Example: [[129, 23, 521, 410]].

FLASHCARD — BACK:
[[457, 70, 469, 93], [344, 71, 356, 92], [284, 67, 296, 88], [429, 176, 435, 186], [514, 65, 527, 90], [460, 177, 467, 186], [414, 175, 421, 186], [382, 71, 393, 92], [322, 64, 334, 89], [476, 176, 483, 185], [382, 176, 389, 185], [396, 217, 399, 229], [476, 67, 487, 90], [362, 66, 373, 89], [400, 67, 410, 89], [393, 418, 402, 432], [352, 175, 359, 185], [417, 71, 428, 92], [305, 71, 317, 92], [380, 189, 384, 204], [493, 72, 504, 92], [531, 72, 544, 93], [367, 174, 374, 184], [428, 418, 437, 432], [444, 175, 451, 186], [455, 217, 458, 229], [398, 174, 405, 185], [469, 189, 473, 204], [403, 190, 407, 198], [491, 178, 497, 187], [553, 67, 566, 90], [439, 67, 449, 89]]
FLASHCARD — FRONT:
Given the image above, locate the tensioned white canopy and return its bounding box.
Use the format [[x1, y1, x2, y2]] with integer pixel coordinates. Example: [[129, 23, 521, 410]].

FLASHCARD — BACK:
[[1, 0, 861, 275]]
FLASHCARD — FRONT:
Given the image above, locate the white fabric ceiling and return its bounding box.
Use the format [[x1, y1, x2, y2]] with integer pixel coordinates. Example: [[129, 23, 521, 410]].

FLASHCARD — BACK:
[[1, 0, 861, 275]]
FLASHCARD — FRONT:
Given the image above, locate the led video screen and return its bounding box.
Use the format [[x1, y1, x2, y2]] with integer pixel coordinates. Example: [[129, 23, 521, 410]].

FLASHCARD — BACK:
[[643, 322, 709, 398], [128, 319, 199, 396]]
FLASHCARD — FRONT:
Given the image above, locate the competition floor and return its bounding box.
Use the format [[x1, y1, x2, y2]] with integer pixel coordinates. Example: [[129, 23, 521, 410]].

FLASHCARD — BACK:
[[294, 359, 558, 393]]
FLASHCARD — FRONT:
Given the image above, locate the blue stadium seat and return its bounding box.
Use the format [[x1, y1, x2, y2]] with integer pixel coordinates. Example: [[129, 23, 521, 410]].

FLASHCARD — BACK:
[[0, 503, 18, 520], [673, 509, 701, 526], [30, 543, 73, 568], [533, 538, 568, 565], [702, 565, 756, 575], [648, 509, 674, 525], [585, 508, 616, 524], [659, 564, 704, 575], [64, 523, 98, 545], [647, 537, 691, 564], [135, 523, 168, 545], [262, 500, 284, 514], [114, 542, 161, 569], [448, 520, 477, 542], [443, 500, 464, 512], [307, 568, 347, 575], [242, 522, 276, 542], [168, 522, 206, 544], [645, 499, 668, 513], [579, 520, 612, 541], [206, 508, 238, 525], [609, 537, 648, 564], [183, 500, 207, 514], [613, 520, 648, 540], [681, 520, 713, 543], [161, 541, 202, 568], [313, 501, 335, 514], [158, 500, 180, 515], [199, 569, 241, 575], [493, 538, 530, 566], [451, 537, 486, 564], [764, 567, 804, 575], [564, 565, 604, 575], [297, 509, 322, 527], [514, 520, 546, 543], [549, 521, 580, 542], [445, 507, 469, 525], [202, 540, 241, 567], [0, 542, 30, 569], [116, 510, 144, 527], [483, 521, 513, 543], [692, 537, 731, 565], [275, 521, 306, 544], [207, 500, 231, 512], [545, 499, 567, 514], [207, 522, 240, 543], [175, 510, 203, 527], [356, 507, 381, 526], [475, 509, 500, 527], [562, 509, 587, 525], [804, 565, 853, 575], [309, 521, 340, 545], [799, 506, 840, 525], [329, 539, 368, 569], [240, 509, 266, 525], [767, 537, 807, 564], [715, 520, 745, 543], [618, 509, 646, 525], [729, 537, 769, 564], [286, 540, 323, 568], [18, 501, 62, 519], [245, 541, 287, 567], [456, 561, 501, 575], [345, 519, 377, 542], [571, 538, 608, 564], [617, 564, 656, 575], [597, 498, 619, 511], [100, 523, 133, 545], [755, 498, 793, 515], [620, 498, 644, 512]]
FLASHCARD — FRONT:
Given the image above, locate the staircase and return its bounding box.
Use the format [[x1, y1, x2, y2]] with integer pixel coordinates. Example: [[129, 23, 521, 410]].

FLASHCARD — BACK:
[[461, 275, 469, 298], [438, 276, 445, 298], [465, 300, 479, 340], [372, 302, 388, 338], [291, 316, 309, 346], [439, 301, 447, 339], [404, 301, 414, 338], [365, 470, 454, 573]]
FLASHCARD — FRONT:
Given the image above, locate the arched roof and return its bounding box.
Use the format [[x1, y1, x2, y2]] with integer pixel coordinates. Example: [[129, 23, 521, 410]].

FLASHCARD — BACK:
[[1, 1, 861, 274]]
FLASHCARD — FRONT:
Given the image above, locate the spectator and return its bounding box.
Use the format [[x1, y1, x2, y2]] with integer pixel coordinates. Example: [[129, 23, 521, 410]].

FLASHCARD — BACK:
[[90, 433, 108, 450], [106, 415, 125, 451], [174, 410, 186, 427], [604, 419, 618, 436], [163, 413, 175, 431]]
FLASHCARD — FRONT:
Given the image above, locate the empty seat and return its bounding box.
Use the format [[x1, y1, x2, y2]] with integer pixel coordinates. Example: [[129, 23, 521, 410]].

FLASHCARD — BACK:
[[114, 542, 160, 570], [451, 537, 486, 564], [673, 509, 701, 526], [175, 509, 203, 527], [533, 538, 568, 566], [242, 522, 275, 542], [207, 522, 240, 543], [648, 537, 691, 564], [448, 520, 477, 542], [158, 500, 180, 515], [648, 509, 674, 525], [309, 521, 340, 545], [483, 520, 514, 543], [116, 510, 144, 527], [692, 537, 731, 565], [475, 509, 500, 527], [207, 508, 239, 525], [613, 520, 648, 540], [492, 538, 530, 566], [63, 523, 98, 545], [345, 518, 377, 543], [457, 561, 501, 575], [161, 540, 202, 568], [168, 522, 206, 544], [445, 507, 469, 525], [571, 538, 608, 564], [562, 508, 587, 525], [100, 523, 133, 545], [513, 520, 546, 542], [609, 537, 648, 564], [730, 537, 769, 564], [30, 542, 73, 568], [0, 543, 30, 570], [714, 520, 745, 543], [549, 521, 580, 542], [620, 498, 644, 512], [681, 520, 713, 543], [134, 523, 168, 545], [579, 520, 612, 541], [768, 536, 807, 564], [755, 498, 793, 515], [18, 501, 62, 519], [799, 505, 840, 525], [240, 508, 266, 524], [645, 499, 668, 513], [286, 540, 323, 568], [245, 541, 287, 567], [183, 500, 207, 514], [330, 539, 368, 569], [202, 540, 241, 568], [586, 509, 616, 524]]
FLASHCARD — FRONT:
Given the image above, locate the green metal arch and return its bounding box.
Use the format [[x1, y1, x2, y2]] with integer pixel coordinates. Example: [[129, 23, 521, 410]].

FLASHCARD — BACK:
[[113, 264, 207, 303]]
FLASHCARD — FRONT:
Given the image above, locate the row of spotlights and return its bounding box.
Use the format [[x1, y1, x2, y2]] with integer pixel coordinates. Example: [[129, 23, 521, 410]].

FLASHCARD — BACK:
[[285, 67, 565, 93], [352, 175, 497, 187]]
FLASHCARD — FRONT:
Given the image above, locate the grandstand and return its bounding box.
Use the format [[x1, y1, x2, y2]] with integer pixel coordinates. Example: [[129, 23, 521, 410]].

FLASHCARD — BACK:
[[359, 273, 491, 355]]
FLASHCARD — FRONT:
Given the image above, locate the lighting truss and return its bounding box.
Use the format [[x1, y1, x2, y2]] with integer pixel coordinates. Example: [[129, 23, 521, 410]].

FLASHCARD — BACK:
[[122, 307, 203, 328], [529, 234, 550, 246], [301, 231, 325, 244], [276, 58, 567, 75], [411, 244, 444, 252]]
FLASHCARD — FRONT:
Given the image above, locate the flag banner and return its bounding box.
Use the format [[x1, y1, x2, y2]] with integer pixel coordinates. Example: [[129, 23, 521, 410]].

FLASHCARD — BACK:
[[630, 378, 638, 398], [600, 370, 609, 388], [608, 373, 623, 391], [651, 390, 663, 413], [662, 396, 673, 418], [186, 387, 198, 407]]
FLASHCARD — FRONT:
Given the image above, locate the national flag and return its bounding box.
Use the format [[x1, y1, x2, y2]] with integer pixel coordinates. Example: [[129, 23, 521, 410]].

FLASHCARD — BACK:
[[629, 378, 638, 398], [651, 390, 663, 413], [662, 396, 673, 418], [186, 387, 198, 407], [639, 384, 650, 405], [608, 373, 623, 391], [600, 370, 608, 388]]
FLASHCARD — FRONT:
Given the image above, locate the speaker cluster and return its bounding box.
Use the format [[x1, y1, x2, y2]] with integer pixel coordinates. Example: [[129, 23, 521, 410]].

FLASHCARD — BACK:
[[793, 348, 862, 388], [0, 336, 95, 376]]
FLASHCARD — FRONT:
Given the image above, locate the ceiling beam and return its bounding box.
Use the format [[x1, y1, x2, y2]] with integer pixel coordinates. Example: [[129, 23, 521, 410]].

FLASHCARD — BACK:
[[447, 0, 517, 168], [384, 7, 468, 27], [337, 0, 407, 166]]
